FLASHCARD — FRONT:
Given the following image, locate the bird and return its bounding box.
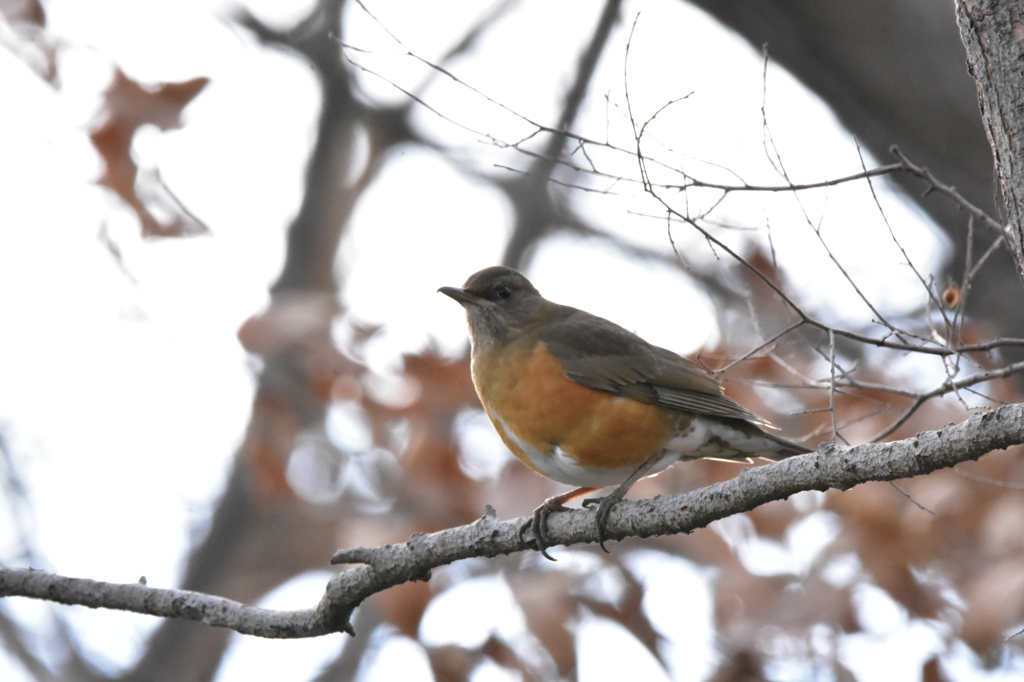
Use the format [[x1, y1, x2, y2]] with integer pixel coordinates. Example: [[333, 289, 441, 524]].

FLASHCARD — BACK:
[[439, 266, 812, 559]]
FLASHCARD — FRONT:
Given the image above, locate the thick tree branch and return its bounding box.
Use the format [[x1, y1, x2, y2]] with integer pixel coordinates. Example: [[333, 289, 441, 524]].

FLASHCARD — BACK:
[[5, 404, 1022, 639]]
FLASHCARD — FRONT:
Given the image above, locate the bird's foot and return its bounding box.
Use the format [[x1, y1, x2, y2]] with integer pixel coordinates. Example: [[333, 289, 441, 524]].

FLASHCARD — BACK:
[[520, 499, 571, 561], [582, 490, 626, 553]]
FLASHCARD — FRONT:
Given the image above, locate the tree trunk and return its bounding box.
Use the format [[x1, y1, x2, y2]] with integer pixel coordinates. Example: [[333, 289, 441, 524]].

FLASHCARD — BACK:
[[956, 0, 1024, 278]]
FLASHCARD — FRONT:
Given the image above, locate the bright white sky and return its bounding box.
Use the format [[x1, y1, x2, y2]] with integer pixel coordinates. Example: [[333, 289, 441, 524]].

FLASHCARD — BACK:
[[1, 0, 1019, 680]]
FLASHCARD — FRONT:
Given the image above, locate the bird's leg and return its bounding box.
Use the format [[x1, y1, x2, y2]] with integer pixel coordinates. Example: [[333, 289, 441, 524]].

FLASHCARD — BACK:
[[582, 455, 664, 553], [520, 486, 600, 561]]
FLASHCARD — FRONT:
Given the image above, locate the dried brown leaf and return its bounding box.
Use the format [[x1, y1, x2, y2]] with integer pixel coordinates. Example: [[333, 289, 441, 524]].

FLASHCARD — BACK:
[[90, 69, 209, 237]]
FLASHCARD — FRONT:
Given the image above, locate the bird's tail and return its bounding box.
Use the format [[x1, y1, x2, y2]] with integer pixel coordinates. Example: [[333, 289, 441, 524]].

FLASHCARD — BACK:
[[696, 417, 815, 462], [760, 429, 815, 458]]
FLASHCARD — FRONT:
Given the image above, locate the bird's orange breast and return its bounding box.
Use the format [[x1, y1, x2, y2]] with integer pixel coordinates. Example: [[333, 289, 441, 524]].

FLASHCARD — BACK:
[[472, 339, 678, 474]]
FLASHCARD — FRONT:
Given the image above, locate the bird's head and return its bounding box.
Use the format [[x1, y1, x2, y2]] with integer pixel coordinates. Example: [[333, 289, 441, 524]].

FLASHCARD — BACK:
[[439, 266, 547, 347]]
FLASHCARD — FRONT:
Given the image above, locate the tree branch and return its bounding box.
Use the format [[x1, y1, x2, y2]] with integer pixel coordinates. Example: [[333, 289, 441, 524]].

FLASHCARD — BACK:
[[0, 569, 352, 639], [7, 404, 1022, 639]]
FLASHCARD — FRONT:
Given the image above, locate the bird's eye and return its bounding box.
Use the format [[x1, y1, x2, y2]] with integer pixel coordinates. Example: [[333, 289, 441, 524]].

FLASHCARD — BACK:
[[496, 286, 512, 299]]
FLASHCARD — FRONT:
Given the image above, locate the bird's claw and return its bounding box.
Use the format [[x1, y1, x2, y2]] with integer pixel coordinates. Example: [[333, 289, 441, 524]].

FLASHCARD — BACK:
[[520, 499, 571, 561], [582, 493, 623, 553], [521, 491, 624, 558]]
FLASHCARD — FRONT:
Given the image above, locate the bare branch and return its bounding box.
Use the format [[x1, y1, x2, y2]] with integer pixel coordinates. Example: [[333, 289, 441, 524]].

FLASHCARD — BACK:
[[0, 569, 353, 638], [868, 359, 1024, 441], [890, 146, 1005, 235]]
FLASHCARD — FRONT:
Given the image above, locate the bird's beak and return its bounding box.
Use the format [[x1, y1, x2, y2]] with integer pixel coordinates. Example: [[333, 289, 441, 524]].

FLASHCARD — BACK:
[[438, 286, 483, 307]]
